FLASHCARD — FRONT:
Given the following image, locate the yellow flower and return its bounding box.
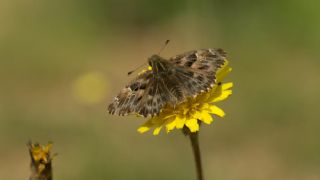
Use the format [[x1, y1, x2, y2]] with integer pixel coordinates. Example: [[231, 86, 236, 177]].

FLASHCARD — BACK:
[[29, 142, 52, 164], [28, 141, 55, 177], [138, 61, 233, 135]]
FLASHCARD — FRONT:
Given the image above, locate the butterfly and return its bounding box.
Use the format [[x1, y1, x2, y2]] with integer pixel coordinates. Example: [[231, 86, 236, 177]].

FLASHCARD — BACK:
[[108, 48, 227, 117]]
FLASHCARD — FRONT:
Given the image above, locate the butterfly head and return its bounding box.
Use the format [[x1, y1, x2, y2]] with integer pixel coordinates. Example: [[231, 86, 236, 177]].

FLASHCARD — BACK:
[[148, 54, 169, 73], [148, 54, 161, 64]]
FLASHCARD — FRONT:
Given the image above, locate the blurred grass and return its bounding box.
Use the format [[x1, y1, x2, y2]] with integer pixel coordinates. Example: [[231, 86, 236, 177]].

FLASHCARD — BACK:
[[1, 0, 320, 179]]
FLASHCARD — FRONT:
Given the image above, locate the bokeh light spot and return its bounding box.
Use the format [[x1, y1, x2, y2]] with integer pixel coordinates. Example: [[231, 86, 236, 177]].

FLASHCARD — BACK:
[[72, 72, 108, 105]]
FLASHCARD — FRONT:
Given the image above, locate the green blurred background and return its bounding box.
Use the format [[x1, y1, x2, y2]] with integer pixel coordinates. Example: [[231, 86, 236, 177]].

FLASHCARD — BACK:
[[1, 0, 320, 179]]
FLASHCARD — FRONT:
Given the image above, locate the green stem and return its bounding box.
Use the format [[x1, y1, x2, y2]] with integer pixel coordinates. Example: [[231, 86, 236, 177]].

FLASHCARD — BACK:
[[189, 132, 203, 180]]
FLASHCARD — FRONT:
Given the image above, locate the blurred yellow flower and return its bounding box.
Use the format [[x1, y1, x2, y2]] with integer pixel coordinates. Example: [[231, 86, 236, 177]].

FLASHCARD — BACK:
[[28, 141, 55, 179], [138, 61, 233, 135], [73, 72, 108, 105], [29, 142, 52, 163]]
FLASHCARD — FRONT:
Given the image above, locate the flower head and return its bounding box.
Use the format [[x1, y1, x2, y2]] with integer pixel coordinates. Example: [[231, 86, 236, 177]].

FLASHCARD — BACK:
[[28, 141, 55, 179], [138, 61, 233, 135]]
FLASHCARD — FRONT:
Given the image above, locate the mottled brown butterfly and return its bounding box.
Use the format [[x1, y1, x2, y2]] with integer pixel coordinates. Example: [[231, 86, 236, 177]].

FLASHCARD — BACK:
[[108, 48, 227, 117]]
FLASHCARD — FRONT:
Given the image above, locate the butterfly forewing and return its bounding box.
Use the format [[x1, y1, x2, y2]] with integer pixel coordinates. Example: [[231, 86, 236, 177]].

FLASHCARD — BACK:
[[108, 71, 152, 116], [170, 48, 226, 73]]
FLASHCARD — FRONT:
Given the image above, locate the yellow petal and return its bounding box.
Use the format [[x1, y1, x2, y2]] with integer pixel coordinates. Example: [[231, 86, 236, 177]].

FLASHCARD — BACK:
[[218, 67, 232, 81], [216, 61, 232, 81], [165, 118, 177, 132], [186, 119, 199, 132], [175, 116, 186, 129], [43, 143, 52, 153], [200, 103, 210, 109], [206, 82, 233, 103], [137, 126, 150, 134], [208, 105, 225, 117], [222, 82, 233, 90], [211, 90, 232, 103], [206, 86, 222, 102], [192, 111, 203, 120], [153, 126, 163, 135], [199, 111, 213, 124], [137, 120, 154, 134]]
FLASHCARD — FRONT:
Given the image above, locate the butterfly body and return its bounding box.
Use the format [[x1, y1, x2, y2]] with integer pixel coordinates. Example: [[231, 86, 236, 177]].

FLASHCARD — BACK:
[[148, 54, 171, 74], [108, 48, 227, 117]]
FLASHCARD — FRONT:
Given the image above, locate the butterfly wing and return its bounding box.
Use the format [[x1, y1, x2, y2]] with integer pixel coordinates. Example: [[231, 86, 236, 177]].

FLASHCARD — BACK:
[[165, 65, 215, 98], [166, 48, 227, 96], [108, 48, 227, 117], [170, 48, 226, 73], [108, 67, 190, 117], [108, 63, 215, 117], [130, 67, 216, 117], [108, 71, 152, 116], [132, 74, 180, 117]]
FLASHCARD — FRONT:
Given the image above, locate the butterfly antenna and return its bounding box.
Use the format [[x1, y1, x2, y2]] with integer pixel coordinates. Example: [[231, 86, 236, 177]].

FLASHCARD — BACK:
[[128, 40, 169, 76], [158, 40, 170, 55], [127, 62, 148, 76]]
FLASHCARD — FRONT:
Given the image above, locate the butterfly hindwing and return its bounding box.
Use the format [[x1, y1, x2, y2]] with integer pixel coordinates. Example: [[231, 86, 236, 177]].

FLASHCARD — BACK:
[[172, 66, 215, 97]]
